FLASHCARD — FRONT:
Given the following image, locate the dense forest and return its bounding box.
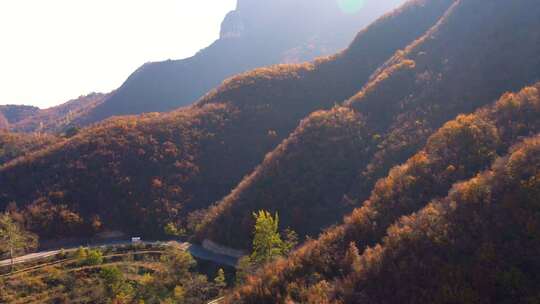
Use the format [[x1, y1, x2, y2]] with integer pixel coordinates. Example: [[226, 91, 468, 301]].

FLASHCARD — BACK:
[[228, 132, 540, 304], [1, 0, 540, 302], [0, 132, 62, 165], [0, 0, 454, 240], [223, 82, 540, 303], [198, 0, 540, 249]]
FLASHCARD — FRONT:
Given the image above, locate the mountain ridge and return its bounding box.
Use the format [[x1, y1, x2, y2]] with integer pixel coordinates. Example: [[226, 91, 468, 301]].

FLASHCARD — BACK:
[[75, 0, 406, 125], [198, 0, 540, 249], [224, 80, 540, 303], [0, 0, 451, 240]]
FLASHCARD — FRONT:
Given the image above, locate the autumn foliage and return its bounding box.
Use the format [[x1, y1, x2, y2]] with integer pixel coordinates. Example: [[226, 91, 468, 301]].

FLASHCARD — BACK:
[[223, 81, 540, 303], [0, 0, 452, 240], [199, 0, 540, 251]]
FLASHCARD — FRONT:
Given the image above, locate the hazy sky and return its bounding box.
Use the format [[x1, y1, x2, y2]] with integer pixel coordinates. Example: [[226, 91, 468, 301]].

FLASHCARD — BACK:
[[0, 0, 237, 108]]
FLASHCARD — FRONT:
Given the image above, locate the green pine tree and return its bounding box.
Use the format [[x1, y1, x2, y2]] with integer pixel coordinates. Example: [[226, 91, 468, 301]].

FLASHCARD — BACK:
[[251, 210, 283, 264], [214, 268, 227, 289]]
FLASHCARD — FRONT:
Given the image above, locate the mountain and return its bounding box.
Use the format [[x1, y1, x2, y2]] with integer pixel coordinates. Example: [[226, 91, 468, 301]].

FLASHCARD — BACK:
[[331, 136, 540, 304], [2, 0, 540, 302], [1, 0, 539, 277], [197, 0, 540, 249], [1, 93, 109, 133], [0, 105, 40, 128], [0, 95, 107, 165], [224, 81, 540, 303], [230, 133, 540, 304], [0, 0, 452, 239], [75, 0, 406, 125]]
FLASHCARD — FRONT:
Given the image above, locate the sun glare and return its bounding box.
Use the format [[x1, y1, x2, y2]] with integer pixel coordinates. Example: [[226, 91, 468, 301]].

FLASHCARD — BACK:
[[337, 0, 366, 14]]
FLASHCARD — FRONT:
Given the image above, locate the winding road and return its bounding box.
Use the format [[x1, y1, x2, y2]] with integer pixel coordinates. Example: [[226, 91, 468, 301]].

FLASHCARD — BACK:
[[1, 240, 231, 303], [0, 240, 238, 268]]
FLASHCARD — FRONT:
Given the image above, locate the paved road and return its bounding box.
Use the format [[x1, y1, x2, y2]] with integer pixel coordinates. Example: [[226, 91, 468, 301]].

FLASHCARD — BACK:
[[0, 240, 238, 268], [207, 297, 225, 304], [0, 249, 64, 267]]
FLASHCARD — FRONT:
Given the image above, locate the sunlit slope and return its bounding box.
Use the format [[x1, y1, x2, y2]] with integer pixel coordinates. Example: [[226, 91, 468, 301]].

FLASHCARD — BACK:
[[224, 81, 540, 303], [0, 0, 449, 239], [230, 133, 540, 303], [199, 0, 540, 250]]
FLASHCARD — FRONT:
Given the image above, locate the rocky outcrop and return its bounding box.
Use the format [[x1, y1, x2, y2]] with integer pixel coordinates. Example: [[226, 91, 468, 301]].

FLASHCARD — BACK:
[[220, 10, 244, 39]]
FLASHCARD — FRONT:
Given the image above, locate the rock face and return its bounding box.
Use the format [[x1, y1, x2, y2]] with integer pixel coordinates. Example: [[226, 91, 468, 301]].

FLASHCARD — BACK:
[[79, 0, 406, 125], [220, 10, 244, 39]]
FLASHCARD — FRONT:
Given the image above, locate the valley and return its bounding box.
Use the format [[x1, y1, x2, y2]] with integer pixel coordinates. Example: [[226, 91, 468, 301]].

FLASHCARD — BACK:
[[1, 0, 540, 303]]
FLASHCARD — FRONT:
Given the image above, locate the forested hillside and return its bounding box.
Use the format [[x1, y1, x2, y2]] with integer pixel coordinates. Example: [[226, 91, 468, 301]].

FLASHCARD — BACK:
[[10, 93, 110, 133], [1, 0, 540, 303], [0, 93, 109, 133], [223, 82, 540, 303], [0, 132, 62, 165], [199, 0, 540, 249], [229, 134, 540, 304], [0, 0, 452, 239]]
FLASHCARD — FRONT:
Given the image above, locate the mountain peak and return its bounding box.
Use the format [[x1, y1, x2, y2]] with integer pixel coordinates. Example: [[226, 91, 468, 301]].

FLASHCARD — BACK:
[[220, 10, 244, 39]]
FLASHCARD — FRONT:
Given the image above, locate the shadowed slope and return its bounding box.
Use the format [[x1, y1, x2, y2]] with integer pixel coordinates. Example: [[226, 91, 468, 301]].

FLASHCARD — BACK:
[[199, 0, 540, 250], [79, 0, 406, 125], [224, 82, 540, 304], [0, 0, 449, 239], [231, 133, 540, 303], [330, 135, 540, 303]]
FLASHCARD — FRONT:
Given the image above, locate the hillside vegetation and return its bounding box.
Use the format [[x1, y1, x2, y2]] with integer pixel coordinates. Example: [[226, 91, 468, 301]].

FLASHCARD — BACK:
[[0, 132, 62, 166], [229, 133, 540, 303], [1, 0, 540, 303], [221, 81, 540, 303], [0, 0, 453, 240], [4, 93, 109, 133], [0, 243, 228, 304], [199, 0, 540, 249]]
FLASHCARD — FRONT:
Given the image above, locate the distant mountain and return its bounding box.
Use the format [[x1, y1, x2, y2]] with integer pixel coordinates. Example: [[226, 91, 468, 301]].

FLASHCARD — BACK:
[[76, 0, 406, 125], [0, 105, 39, 127], [2, 93, 109, 133]]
